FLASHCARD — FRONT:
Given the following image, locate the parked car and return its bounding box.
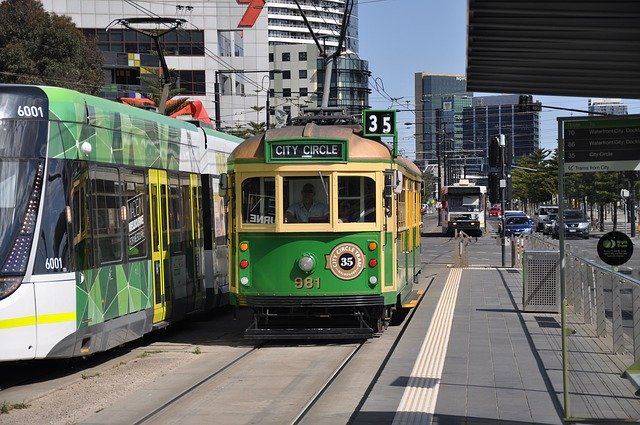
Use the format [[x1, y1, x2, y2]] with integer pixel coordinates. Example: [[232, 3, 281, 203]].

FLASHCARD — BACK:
[[535, 205, 559, 231], [489, 205, 501, 217], [502, 214, 534, 237], [542, 213, 557, 235], [552, 209, 590, 239]]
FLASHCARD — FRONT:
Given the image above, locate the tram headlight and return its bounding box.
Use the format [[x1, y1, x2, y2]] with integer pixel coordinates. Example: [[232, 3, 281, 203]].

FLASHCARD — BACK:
[[368, 276, 378, 287], [0, 277, 22, 300], [298, 254, 316, 273], [240, 276, 250, 286]]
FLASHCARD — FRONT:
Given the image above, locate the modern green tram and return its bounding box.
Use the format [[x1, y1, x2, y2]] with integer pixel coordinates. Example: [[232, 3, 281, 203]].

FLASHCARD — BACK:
[[224, 122, 423, 339], [0, 85, 241, 360]]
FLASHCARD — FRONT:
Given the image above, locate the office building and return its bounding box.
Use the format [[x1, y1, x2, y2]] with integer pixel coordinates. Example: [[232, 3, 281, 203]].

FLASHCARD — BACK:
[[42, 0, 270, 131], [41, 0, 368, 131], [462, 94, 540, 175], [588, 98, 628, 116], [414, 73, 471, 168]]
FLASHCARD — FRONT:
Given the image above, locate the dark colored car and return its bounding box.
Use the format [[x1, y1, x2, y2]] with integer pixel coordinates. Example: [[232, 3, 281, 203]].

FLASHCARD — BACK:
[[502, 214, 534, 237], [552, 209, 590, 239]]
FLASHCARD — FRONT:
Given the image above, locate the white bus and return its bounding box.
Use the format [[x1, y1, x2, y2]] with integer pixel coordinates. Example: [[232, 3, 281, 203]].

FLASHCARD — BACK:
[[440, 179, 486, 236]]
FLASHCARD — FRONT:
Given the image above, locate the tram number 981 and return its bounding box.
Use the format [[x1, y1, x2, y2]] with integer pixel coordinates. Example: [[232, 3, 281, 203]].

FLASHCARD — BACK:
[[294, 277, 320, 289]]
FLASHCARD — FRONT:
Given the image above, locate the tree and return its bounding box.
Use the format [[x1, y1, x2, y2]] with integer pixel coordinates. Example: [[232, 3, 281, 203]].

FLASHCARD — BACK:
[[511, 148, 557, 210], [140, 73, 190, 116], [0, 0, 104, 94]]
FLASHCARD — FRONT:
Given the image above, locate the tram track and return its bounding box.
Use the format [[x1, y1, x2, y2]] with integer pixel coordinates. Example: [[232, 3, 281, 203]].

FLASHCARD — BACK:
[[290, 341, 365, 425], [133, 342, 267, 425]]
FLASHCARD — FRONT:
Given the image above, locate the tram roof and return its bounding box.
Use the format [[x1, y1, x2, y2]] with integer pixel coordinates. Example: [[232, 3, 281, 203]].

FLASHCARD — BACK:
[[231, 123, 421, 176]]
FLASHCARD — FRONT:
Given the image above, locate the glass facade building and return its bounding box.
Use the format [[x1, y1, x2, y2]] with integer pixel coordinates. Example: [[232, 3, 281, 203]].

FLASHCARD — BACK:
[[462, 95, 540, 176], [414, 74, 470, 167]]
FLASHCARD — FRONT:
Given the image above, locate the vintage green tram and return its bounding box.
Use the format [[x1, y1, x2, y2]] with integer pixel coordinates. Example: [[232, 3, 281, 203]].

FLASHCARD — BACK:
[[224, 121, 423, 338]]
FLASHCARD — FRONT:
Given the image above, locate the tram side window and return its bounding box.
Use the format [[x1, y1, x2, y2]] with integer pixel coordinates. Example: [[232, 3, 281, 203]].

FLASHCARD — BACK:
[[122, 170, 147, 260], [398, 177, 407, 228], [91, 166, 123, 264], [338, 176, 376, 223], [283, 176, 330, 223], [168, 174, 185, 254], [242, 177, 275, 224], [34, 159, 72, 274], [71, 162, 93, 269]]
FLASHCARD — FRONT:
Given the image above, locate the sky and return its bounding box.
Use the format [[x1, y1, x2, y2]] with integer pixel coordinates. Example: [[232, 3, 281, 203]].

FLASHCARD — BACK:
[[357, 0, 640, 159]]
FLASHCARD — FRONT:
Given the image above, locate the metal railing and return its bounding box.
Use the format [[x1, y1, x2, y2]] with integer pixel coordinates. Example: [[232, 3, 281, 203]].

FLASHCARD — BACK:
[[515, 234, 640, 420]]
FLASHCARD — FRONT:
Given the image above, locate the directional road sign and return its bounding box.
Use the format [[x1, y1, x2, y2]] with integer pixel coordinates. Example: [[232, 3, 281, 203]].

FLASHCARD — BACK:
[[562, 115, 640, 173]]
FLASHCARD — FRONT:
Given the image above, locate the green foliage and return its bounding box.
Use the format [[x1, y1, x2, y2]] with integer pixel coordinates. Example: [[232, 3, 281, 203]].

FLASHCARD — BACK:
[[140, 72, 189, 115], [511, 148, 557, 204], [0, 0, 104, 94], [227, 121, 266, 139]]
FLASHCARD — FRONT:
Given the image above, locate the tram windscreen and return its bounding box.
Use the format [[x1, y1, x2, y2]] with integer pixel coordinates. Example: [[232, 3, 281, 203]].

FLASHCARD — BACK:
[[0, 86, 48, 158], [0, 159, 39, 272]]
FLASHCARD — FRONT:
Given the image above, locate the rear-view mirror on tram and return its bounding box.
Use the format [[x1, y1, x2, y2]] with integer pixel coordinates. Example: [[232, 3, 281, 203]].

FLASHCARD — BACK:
[[220, 173, 229, 204]]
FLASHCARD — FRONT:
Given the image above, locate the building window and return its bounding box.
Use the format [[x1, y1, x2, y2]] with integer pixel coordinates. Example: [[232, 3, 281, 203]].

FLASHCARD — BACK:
[[269, 53, 274, 62], [218, 30, 244, 57], [283, 88, 291, 97], [282, 70, 291, 80], [83, 28, 203, 56], [282, 52, 290, 62], [299, 69, 307, 79], [300, 87, 308, 97], [298, 51, 307, 61], [176, 70, 206, 95]]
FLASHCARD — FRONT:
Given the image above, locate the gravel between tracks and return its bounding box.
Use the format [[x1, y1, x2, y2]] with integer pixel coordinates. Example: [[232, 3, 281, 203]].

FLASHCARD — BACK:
[[0, 347, 200, 425]]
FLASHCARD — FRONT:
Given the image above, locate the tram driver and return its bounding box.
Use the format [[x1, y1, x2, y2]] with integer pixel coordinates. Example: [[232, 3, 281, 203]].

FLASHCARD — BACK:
[[285, 183, 329, 223]]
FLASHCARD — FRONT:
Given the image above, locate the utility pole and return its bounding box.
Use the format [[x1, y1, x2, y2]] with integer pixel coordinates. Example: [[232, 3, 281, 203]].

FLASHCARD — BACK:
[[108, 17, 186, 114], [498, 134, 507, 267]]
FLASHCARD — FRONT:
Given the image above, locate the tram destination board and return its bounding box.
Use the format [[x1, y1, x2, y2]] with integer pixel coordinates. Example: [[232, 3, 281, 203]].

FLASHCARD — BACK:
[[266, 140, 346, 162], [562, 115, 640, 173]]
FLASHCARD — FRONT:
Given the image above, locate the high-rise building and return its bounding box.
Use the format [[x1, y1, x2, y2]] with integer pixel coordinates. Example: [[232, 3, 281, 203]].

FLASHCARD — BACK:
[[414, 73, 470, 169], [462, 95, 540, 176], [268, 1, 369, 120], [588, 98, 628, 116]]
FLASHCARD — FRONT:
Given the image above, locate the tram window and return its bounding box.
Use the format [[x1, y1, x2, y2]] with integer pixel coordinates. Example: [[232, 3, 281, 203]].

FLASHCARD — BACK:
[[91, 166, 123, 264], [168, 174, 185, 254], [242, 177, 275, 224], [283, 176, 330, 223], [34, 159, 72, 274], [122, 170, 147, 260], [337, 176, 376, 223]]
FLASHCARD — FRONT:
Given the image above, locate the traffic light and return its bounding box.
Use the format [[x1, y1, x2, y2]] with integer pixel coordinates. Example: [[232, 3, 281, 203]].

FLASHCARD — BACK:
[[488, 136, 500, 170], [518, 94, 542, 112], [488, 172, 499, 204]]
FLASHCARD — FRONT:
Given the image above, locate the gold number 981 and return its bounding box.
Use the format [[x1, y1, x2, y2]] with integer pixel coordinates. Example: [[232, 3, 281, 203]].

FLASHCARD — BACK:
[[294, 277, 320, 289]]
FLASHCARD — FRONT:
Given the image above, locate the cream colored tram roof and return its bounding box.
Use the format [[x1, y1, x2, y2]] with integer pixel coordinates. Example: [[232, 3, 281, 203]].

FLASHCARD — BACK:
[[230, 123, 421, 177]]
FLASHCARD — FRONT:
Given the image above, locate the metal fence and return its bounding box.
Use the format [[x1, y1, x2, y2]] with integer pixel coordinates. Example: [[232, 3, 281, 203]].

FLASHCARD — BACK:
[[515, 234, 640, 421]]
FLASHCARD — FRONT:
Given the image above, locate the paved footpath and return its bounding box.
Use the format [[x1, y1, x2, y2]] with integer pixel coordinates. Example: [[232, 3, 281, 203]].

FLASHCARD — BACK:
[[352, 217, 639, 424], [354, 265, 565, 425]]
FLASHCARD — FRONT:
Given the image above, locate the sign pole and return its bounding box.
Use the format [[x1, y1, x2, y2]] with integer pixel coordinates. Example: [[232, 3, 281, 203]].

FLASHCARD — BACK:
[[558, 118, 571, 420]]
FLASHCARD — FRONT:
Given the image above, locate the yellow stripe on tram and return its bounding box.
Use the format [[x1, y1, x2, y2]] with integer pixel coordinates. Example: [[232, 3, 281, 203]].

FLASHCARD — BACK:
[[0, 312, 76, 329]]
